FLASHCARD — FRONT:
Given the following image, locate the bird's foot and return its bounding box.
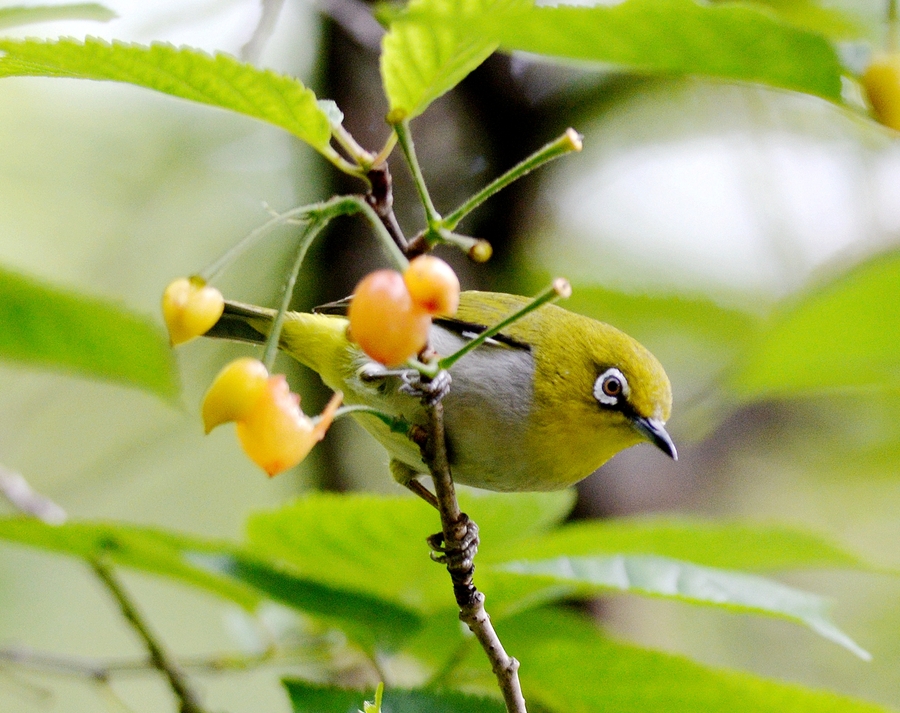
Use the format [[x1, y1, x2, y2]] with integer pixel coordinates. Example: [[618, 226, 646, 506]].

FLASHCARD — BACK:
[[427, 513, 479, 570], [399, 369, 452, 406]]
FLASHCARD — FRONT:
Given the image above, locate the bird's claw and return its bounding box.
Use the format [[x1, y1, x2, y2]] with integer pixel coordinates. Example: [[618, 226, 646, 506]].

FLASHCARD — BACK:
[[427, 513, 479, 569], [399, 369, 452, 406]]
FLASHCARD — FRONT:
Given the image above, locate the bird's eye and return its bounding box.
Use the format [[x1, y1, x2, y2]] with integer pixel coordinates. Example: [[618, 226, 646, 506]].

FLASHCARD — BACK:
[[593, 367, 629, 407]]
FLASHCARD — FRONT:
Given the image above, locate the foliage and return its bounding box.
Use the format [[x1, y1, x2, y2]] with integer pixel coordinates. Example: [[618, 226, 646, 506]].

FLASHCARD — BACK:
[[0, 0, 898, 712]]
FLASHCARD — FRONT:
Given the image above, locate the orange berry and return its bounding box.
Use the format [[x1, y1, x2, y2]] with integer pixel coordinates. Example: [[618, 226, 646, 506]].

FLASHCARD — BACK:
[[403, 255, 460, 316], [863, 54, 900, 131], [235, 376, 342, 477], [348, 270, 431, 366], [162, 276, 224, 346], [201, 357, 270, 434]]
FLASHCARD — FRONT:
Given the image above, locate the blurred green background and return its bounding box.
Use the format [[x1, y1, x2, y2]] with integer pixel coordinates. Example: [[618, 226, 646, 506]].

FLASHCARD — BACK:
[[1, 1, 899, 711]]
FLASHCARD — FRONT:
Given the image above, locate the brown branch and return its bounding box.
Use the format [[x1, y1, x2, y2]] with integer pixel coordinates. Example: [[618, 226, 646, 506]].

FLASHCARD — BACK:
[[365, 163, 411, 255], [420, 401, 527, 713], [90, 560, 208, 713]]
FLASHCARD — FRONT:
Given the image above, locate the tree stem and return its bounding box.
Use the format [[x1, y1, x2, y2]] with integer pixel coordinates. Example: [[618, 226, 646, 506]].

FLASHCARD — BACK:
[[90, 560, 208, 713]]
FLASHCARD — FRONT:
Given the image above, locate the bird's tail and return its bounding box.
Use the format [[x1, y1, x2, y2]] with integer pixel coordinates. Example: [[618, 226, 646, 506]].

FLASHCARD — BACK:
[[202, 300, 351, 383]]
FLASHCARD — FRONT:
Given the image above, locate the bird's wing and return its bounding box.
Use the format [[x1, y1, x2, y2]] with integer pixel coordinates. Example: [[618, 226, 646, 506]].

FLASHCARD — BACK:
[[313, 291, 531, 351]]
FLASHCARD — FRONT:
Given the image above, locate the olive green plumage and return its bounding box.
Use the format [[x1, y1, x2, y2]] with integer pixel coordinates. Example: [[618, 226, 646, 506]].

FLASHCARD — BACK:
[[207, 291, 674, 492]]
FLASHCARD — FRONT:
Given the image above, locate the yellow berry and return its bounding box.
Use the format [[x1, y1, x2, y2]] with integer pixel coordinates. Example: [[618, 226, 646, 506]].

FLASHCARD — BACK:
[[403, 255, 460, 316], [162, 276, 224, 346], [863, 54, 900, 131], [201, 357, 269, 434], [348, 270, 431, 366], [235, 376, 341, 477]]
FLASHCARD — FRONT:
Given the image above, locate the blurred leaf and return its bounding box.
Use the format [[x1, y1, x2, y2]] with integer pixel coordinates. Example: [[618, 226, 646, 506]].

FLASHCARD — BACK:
[[244, 491, 572, 613], [724, 0, 865, 39], [283, 681, 505, 713], [380, 0, 527, 120], [731, 251, 900, 399], [0, 38, 338, 161], [500, 517, 870, 572], [396, 0, 844, 102], [0, 265, 177, 398], [484, 607, 892, 713], [0, 518, 420, 650], [0, 3, 115, 29], [490, 554, 869, 658]]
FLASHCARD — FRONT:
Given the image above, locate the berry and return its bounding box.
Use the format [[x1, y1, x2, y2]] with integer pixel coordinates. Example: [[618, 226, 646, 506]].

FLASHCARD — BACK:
[[201, 357, 269, 434], [162, 276, 224, 346], [403, 255, 460, 316], [863, 54, 900, 131], [348, 270, 431, 366], [235, 377, 342, 477]]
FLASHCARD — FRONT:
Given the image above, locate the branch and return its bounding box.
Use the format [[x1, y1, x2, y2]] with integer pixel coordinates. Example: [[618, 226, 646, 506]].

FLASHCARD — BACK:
[[90, 560, 209, 713], [241, 0, 287, 63], [419, 402, 527, 713], [0, 465, 66, 524]]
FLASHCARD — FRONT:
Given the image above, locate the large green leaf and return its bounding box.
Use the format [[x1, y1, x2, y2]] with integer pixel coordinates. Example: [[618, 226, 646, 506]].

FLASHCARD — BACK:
[[380, 0, 527, 121], [244, 491, 573, 613], [716, 0, 865, 39], [731, 250, 900, 398], [482, 607, 892, 713], [0, 265, 176, 398], [0, 38, 338, 160], [488, 554, 869, 658], [390, 0, 844, 105], [0, 3, 115, 30], [0, 518, 421, 651], [499, 517, 869, 572], [283, 681, 505, 713]]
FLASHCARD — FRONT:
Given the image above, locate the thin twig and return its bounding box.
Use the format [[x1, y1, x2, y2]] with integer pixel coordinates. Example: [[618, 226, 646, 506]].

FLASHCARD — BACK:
[[421, 403, 527, 713], [90, 560, 208, 713], [241, 0, 286, 63], [0, 465, 66, 524]]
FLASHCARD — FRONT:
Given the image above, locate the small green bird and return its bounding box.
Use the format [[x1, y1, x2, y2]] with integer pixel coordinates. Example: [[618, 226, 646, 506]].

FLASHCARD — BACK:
[[205, 291, 675, 492]]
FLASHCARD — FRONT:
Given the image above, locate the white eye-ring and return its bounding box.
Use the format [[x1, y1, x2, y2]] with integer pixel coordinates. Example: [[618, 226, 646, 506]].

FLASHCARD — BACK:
[[593, 367, 629, 407]]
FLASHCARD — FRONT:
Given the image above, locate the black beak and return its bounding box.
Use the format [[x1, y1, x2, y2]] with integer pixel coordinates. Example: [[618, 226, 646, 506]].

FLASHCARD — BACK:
[[631, 416, 678, 461]]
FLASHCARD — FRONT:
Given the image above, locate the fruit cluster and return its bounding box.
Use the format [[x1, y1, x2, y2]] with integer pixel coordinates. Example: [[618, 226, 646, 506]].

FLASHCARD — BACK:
[[348, 255, 460, 366]]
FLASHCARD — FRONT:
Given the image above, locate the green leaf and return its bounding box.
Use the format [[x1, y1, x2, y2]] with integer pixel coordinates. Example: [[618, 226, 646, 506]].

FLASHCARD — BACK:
[[499, 517, 869, 572], [0, 38, 337, 160], [487, 607, 892, 713], [0, 518, 421, 650], [394, 0, 844, 103], [0, 265, 177, 398], [244, 491, 572, 613], [0, 3, 115, 30], [489, 554, 870, 658], [283, 681, 505, 713], [723, 0, 866, 39], [380, 0, 527, 121], [731, 250, 900, 398]]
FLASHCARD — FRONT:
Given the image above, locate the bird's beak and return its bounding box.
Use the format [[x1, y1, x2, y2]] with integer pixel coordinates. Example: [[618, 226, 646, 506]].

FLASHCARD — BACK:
[[631, 416, 678, 461]]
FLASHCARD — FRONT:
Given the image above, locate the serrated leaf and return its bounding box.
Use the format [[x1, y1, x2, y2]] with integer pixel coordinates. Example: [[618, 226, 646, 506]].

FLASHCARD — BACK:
[[490, 554, 870, 658], [0, 3, 115, 30], [487, 607, 892, 713], [731, 250, 900, 398], [0, 518, 421, 650], [0, 38, 337, 159], [0, 265, 177, 398], [283, 681, 505, 713], [380, 0, 527, 120]]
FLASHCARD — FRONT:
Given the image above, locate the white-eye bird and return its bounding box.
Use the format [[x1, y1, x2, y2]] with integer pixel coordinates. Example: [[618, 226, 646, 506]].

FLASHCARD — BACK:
[[205, 291, 675, 492]]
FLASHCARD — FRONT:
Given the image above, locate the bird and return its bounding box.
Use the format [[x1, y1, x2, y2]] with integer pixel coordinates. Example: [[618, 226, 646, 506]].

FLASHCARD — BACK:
[[204, 290, 675, 494]]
